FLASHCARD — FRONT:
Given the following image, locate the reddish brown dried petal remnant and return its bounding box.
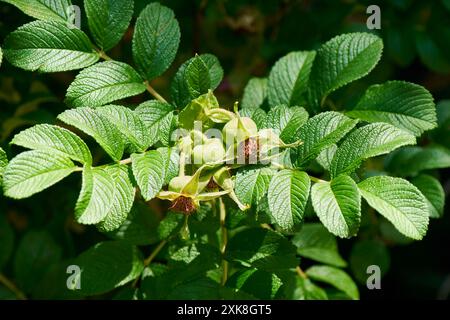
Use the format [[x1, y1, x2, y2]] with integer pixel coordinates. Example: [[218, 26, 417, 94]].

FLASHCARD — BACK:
[[240, 137, 259, 161], [207, 178, 219, 190], [169, 196, 197, 214]]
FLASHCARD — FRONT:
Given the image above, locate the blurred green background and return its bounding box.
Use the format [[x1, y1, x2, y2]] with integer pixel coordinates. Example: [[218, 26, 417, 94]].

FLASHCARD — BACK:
[[1, 0, 449, 299]]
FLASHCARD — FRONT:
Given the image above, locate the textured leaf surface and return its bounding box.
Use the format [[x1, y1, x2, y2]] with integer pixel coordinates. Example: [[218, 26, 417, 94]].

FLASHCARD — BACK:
[[96, 105, 148, 152], [132, 2, 180, 80], [135, 100, 175, 147], [0, 147, 7, 187], [235, 166, 275, 206], [2, 0, 72, 22], [131, 151, 164, 201], [239, 108, 267, 129], [157, 147, 180, 185], [72, 241, 143, 295], [65, 61, 145, 108], [268, 170, 310, 231], [97, 165, 135, 232], [268, 51, 316, 107], [85, 0, 133, 51], [241, 77, 267, 109], [347, 81, 436, 136], [58, 107, 124, 161], [358, 176, 429, 239], [170, 54, 222, 108], [75, 167, 116, 225], [265, 105, 309, 141], [4, 21, 98, 72], [311, 175, 361, 238], [292, 112, 358, 168], [330, 123, 416, 177], [309, 33, 383, 107], [411, 174, 445, 218], [3, 150, 76, 199], [306, 265, 359, 300], [11, 124, 92, 165], [292, 223, 347, 267], [293, 277, 328, 300]]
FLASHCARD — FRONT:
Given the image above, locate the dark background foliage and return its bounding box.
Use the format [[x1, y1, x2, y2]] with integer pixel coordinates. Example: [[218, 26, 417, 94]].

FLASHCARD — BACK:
[[0, 0, 449, 299]]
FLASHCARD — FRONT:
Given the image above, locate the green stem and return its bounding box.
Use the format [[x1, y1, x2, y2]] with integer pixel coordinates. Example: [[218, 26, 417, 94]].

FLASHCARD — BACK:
[[96, 49, 112, 61], [144, 240, 168, 266], [219, 198, 228, 286], [0, 273, 27, 300], [296, 266, 307, 279], [309, 175, 326, 183], [144, 81, 168, 103]]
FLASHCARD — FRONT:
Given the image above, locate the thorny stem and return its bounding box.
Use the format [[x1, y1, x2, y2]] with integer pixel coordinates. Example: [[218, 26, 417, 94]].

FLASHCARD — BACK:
[[0, 273, 27, 300], [219, 198, 228, 286], [145, 81, 168, 103]]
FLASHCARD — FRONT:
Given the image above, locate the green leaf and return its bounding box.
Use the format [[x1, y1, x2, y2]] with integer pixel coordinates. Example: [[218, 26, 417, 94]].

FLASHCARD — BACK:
[[293, 276, 328, 300], [226, 268, 282, 299], [268, 170, 310, 231], [0, 215, 14, 269], [71, 241, 143, 295], [0, 147, 8, 187], [185, 55, 211, 100], [292, 112, 358, 168], [309, 33, 383, 107], [58, 107, 125, 161], [1, 0, 72, 22], [96, 105, 148, 153], [268, 51, 316, 107], [350, 240, 390, 284], [96, 165, 135, 232], [239, 107, 267, 129], [347, 81, 436, 136], [306, 265, 359, 300], [131, 151, 164, 201], [65, 61, 145, 108], [265, 105, 309, 141], [171, 54, 222, 108], [311, 175, 361, 238], [226, 228, 298, 271], [292, 223, 347, 267], [85, 0, 133, 51], [106, 202, 161, 245], [385, 146, 450, 176], [358, 176, 429, 240], [3, 150, 76, 199], [411, 174, 445, 218], [235, 166, 275, 206], [157, 147, 180, 184], [330, 123, 416, 178], [316, 144, 338, 171], [132, 2, 180, 80], [14, 231, 61, 293], [3, 21, 98, 72], [241, 77, 267, 109], [11, 124, 92, 165], [134, 100, 175, 147], [75, 167, 116, 225]]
